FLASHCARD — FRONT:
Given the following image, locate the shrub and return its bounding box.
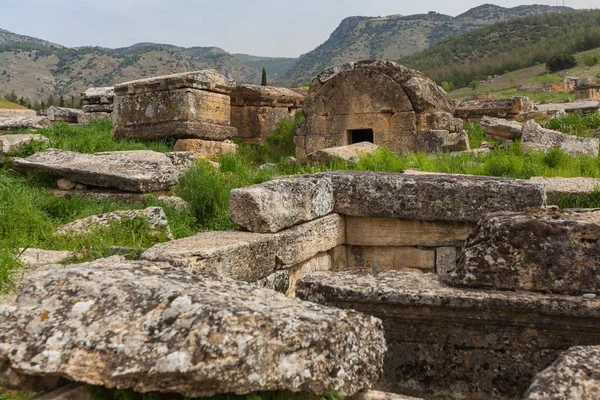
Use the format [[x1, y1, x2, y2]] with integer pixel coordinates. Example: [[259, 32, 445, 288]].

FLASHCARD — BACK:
[[546, 55, 577, 73], [583, 53, 599, 67]]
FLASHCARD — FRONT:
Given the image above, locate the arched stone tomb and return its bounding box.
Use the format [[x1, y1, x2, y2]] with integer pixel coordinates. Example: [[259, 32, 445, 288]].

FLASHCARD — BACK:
[[296, 60, 466, 157]]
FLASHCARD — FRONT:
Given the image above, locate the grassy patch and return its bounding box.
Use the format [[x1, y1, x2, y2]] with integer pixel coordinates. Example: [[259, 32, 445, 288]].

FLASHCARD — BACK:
[[0, 248, 24, 295], [0, 389, 34, 400], [13, 119, 175, 154], [546, 112, 600, 137], [529, 75, 562, 84], [0, 99, 27, 110]]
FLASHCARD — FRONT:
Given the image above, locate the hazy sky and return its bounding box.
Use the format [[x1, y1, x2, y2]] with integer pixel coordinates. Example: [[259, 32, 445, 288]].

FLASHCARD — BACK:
[[0, 0, 597, 57]]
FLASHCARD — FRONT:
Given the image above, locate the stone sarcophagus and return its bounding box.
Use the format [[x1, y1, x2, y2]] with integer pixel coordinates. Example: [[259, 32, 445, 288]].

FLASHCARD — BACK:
[[296, 60, 466, 157], [230, 84, 305, 143], [111, 70, 237, 141]]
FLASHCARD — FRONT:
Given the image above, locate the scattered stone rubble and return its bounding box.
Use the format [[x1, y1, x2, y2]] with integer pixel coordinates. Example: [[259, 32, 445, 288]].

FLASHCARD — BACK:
[[54, 206, 173, 240], [230, 84, 304, 142], [0, 257, 386, 397], [455, 96, 534, 120], [296, 60, 467, 156], [522, 120, 599, 157]]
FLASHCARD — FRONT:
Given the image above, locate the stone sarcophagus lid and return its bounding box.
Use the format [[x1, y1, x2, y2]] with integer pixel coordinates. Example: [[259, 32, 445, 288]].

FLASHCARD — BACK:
[[296, 60, 466, 157], [111, 70, 237, 141], [230, 84, 305, 143]]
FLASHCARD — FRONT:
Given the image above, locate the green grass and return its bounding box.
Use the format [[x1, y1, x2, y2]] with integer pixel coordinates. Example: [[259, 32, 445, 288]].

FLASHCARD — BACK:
[[0, 389, 34, 400], [0, 98, 27, 110], [546, 112, 600, 137], [529, 75, 562, 84]]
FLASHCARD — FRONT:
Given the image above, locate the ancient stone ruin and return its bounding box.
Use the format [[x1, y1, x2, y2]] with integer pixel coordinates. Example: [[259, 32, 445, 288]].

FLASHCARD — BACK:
[[230, 84, 304, 142], [296, 60, 467, 157], [81, 86, 114, 114], [111, 70, 238, 159]]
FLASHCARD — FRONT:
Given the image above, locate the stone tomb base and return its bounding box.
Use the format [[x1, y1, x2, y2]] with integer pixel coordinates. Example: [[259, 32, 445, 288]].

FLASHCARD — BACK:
[[297, 270, 600, 400]]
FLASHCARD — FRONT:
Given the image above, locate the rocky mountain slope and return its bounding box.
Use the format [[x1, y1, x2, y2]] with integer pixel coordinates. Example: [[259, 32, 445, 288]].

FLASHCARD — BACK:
[[0, 41, 262, 103], [281, 4, 575, 85]]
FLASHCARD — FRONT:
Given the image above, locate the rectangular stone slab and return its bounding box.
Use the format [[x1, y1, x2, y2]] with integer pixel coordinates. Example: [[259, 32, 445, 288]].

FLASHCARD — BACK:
[[297, 270, 600, 400], [114, 70, 235, 95], [346, 246, 435, 271], [0, 258, 385, 397], [446, 209, 600, 295], [12, 149, 179, 193], [304, 171, 546, 222], [345, 217, 475, 247]]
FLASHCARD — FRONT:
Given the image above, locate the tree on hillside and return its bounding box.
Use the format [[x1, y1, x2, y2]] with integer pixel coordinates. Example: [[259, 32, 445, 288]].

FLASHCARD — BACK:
[[261, 67, 268, 86], [546, 55, 577, 73], [59, 95, 65, 107]]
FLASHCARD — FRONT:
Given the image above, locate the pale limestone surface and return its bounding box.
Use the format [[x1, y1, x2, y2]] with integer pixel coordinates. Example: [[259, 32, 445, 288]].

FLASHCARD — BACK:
[[229, 177, 334, 233], [174, 138, 238, 159], [0, 134, 49, 155], [12, 149, 179, 192], [522, 120, 599, 157], [480, 116, 523, 140], [0, 258, 386, 397], [304, 142, 379, 164]]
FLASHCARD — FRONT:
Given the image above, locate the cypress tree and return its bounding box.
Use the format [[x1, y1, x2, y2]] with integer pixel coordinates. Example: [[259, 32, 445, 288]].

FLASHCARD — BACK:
[[261, 67, 267, 86]]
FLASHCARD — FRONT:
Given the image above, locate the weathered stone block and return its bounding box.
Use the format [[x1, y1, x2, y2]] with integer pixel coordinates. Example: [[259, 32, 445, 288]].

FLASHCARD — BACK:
[[231, 105, 293, 140], [455, 97, 533, 120], [403, 78, 455, 114], [287, 252, 333, 297], [0, 258, 386, 397], [12, 149, 179, 193], [174, 138, 237, 159], [525, 346, 600, 400], [114, 70, 235, 95], [522, 120, 599, 157], [276, 214, 345, 266], [416, 112, 459, 132], [307, 171, 546, 222], [530, 176, 600, 204], [229, 177, 334, 233], [436, 247, 458, 276], [345, 217, 475, 247], [230, 84, 304, 108], [299, 134, 349, 156], [480, 116, 523, 140], [0, 116, 51, 131], [447, 209, 600, 295], [141, 230, 277, 282], [297, 270, 600, 399], [389, 112, 416, 132], [0, 134, 49, 155], [346, 246, 435, 271]]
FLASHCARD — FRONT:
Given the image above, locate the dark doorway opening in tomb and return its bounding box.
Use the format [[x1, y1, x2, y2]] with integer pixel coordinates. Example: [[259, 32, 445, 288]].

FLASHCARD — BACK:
[[348, 129, 374, 144]]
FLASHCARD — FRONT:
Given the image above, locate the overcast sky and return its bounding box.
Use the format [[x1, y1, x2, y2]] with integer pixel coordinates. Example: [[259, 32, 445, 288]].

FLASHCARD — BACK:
[[0, 0, 597, 57]]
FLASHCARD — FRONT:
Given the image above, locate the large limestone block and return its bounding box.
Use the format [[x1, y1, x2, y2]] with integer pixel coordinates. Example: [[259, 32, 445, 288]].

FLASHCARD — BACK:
[[81, 86, 114, 103], [276, 214, 345, 266], [522, 120, 599, 157], [304, 142, 379, 164], [141, 230, 278, 282], [45, 106, 82, 123], [295, 133, 348, 157], [447, 209, 600, 295], [174, 138, 237, 159], [12, 149, 179, 192], [54, 207, 173, 240], [0, 116, 52, 131], [229, 177, 334, 233], [402, 77, 455, 114], [231, 105, 293, 140], [112, 88, 236, 140], [114, 70, 235, 95], [346, 246, 435, 271], [230, 84, 304, 108], [345, 217, 475, 247], [455, 97, 533, 120], [297, 270, 600, 399], [525, 346, 600, 400], [305, 171, 546, 222], [0, 258, 385, 397], [480, 116, 523, 140], [287, 252, 333, 297], [416, 112, 462, 132], [0, 134, 49, 155]]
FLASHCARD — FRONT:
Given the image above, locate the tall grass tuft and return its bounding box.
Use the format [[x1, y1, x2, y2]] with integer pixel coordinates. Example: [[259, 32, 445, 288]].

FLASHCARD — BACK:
[[546, 112, 600, 137]]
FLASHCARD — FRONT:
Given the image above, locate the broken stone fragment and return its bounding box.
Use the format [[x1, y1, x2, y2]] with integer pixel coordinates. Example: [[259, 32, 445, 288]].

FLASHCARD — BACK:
[[229, 177, 334, 233], [480, 116, 523, 140], [403, 77, 456, 114], [304, 142, 379, 164], [0, 116, 52, 132], [525, 346, 600, 400], [522, 120, 599, 157], [173, 138, 238, 159], [0, 258, 386, 397], [0, 134, 50, 155], [446, 209, 600, 295], [12, 149, 179, 192], [54, 207, 173, 240]]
